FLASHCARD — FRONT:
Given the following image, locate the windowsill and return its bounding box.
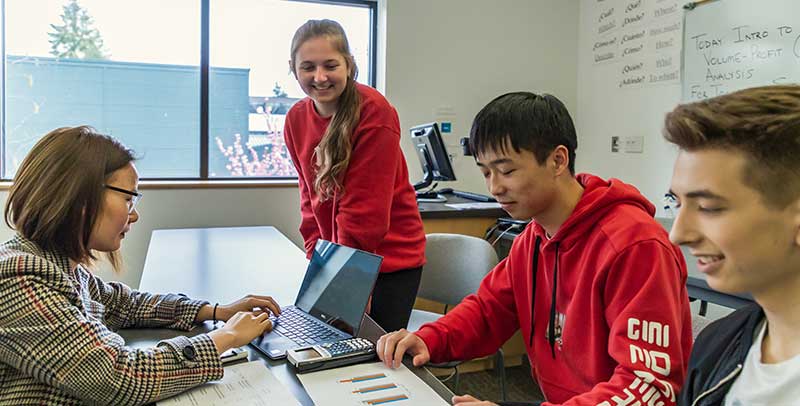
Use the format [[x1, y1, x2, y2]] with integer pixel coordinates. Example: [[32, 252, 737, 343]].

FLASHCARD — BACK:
[[0, 179, 299, 191]]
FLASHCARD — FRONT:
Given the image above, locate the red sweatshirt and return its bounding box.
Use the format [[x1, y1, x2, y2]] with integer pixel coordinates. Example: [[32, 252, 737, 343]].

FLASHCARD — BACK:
[[283, 83, 425, 273], [416, 174, 692, 405]]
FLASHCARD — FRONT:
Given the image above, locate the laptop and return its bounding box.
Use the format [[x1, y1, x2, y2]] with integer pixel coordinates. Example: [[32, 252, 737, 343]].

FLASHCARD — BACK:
[[251, 239, 383, 359]]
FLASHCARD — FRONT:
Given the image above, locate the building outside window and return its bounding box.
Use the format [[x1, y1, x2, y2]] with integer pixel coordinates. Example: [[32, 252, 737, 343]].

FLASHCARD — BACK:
[[2, 0, 375, 179]]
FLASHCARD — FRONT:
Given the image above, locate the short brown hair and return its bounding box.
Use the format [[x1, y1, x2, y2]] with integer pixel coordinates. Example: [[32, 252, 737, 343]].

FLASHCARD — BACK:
[[663, 85, 800, 208], [5, 126, 136, 270]]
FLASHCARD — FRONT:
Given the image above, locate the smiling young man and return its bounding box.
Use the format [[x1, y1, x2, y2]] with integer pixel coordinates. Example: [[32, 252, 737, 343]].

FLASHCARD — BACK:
[[378, 92, 693, 406], [664, 85, 800, 406]]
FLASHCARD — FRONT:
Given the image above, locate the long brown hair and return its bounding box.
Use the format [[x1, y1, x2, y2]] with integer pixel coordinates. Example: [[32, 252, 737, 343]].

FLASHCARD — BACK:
[[290, 19, 361, 200], [5, 126, 136, 271], [663, 85, 800, 208]]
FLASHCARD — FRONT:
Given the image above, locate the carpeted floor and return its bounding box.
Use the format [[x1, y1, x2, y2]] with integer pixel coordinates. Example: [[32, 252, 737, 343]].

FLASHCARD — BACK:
[[440, 358, 545, 404]]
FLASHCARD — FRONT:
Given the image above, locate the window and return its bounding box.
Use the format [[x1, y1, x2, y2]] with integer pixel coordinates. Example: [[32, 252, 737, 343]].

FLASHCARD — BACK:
[[1, 0, 376, 180], [209, 0, 373, 178]]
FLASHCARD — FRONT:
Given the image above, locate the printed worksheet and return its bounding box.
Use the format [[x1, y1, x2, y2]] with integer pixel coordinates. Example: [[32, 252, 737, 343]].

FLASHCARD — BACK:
[[297, 362, 449, 406], [158, 361, 300, 406]]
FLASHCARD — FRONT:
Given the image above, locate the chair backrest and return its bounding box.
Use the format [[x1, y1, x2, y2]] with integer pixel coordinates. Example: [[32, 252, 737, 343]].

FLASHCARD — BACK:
[[418, 233, 500, 306], [691, 313, 714, 342]]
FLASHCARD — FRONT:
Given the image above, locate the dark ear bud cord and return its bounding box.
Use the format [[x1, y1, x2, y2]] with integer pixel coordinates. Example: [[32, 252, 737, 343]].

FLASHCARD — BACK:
[[528, 236, 560, 359], [529, 236, 541, 348], [548, 242, 560, 358]]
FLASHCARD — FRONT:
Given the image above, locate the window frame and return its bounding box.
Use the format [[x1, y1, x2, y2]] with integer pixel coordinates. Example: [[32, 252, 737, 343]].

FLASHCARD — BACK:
[[1, 0, 7, 180], [0, 0, 378, 181]]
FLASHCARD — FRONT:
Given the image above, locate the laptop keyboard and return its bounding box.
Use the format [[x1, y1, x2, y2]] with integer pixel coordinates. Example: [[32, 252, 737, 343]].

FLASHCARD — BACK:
[[271, 306, 346, 345]]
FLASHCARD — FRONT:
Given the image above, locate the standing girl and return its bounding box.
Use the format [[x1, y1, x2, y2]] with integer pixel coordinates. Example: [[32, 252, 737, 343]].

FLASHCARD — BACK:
[[284, 19, 425, 332]]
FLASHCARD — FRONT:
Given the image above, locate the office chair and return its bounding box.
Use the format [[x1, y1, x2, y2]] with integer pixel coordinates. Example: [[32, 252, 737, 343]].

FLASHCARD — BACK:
[[691, 312, 714, 342], [406, 233, 506, 401]]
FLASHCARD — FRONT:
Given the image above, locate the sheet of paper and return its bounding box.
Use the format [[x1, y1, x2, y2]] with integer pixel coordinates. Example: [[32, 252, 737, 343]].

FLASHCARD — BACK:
[[158, 361, 300, 406], [445, 202, 502, 210], [297, 362, 449, 406]]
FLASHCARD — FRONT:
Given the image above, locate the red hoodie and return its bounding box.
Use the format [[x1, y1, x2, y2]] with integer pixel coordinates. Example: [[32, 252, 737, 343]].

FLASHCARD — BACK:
[[415, 174, 692, 405], [283, 83, 426, 273]]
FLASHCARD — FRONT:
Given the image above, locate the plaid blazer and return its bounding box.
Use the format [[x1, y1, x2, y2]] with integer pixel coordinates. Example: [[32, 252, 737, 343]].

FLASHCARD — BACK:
[[0, 235, 224, 405]]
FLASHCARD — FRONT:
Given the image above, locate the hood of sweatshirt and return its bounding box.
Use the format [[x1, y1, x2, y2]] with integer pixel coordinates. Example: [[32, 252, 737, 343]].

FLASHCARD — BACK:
[[531, 173, 656, 249]]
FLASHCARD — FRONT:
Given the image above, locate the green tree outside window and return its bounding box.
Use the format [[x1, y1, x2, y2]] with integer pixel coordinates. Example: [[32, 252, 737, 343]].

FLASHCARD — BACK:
[[48, 0, 109, 60]]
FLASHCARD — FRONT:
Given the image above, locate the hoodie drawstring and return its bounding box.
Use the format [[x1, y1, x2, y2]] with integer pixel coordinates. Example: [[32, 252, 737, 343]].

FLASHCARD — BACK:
[[548, 242, 560, 358], [528, 236, 541, 347], [529, 236, 560, 359]]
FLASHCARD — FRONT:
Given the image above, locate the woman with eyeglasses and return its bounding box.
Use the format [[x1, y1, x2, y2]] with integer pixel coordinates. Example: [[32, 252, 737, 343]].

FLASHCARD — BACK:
[[0, 126, 280, 405]]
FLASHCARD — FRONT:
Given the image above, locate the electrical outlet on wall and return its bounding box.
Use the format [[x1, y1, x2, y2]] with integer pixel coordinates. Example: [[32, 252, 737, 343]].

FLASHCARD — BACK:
[[623, 136, 644, 153]]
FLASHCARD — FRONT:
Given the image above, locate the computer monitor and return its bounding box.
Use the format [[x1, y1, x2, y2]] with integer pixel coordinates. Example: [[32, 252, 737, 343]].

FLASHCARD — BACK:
[[410, 122, 456, 191]]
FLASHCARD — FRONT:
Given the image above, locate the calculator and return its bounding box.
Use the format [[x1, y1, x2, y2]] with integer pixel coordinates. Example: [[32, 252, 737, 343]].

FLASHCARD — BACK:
[[287, 337, 376, 373]]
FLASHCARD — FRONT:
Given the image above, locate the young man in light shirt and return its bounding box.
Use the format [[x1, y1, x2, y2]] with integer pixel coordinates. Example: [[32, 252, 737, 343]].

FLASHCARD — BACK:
[[664, 85, 800, 405]]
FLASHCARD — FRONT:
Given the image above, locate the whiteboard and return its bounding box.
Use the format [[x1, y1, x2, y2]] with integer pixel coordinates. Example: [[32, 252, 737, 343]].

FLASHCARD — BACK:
[[577, 0, 685, 218], [682, 0, 800, 101]]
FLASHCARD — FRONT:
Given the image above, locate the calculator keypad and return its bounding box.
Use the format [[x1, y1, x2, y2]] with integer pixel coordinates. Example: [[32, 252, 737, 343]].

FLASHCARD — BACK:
[[321, 338, 374, 356]]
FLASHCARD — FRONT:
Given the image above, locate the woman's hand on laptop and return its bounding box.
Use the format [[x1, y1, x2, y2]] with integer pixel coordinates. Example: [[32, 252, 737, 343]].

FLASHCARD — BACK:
[[217, 294, 281, 321], [195, 295, 281, 324], [377, 329, 430, 369], [208, 311, 273, 354]]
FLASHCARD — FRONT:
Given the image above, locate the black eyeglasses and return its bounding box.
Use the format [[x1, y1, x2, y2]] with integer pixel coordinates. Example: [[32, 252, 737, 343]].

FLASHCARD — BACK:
[[104, 184, 143, 214], [663, 193, 678, 219]]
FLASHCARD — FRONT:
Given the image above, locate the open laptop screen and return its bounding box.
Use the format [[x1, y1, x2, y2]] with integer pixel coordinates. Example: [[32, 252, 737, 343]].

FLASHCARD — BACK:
[[294, 240, 383, 335]]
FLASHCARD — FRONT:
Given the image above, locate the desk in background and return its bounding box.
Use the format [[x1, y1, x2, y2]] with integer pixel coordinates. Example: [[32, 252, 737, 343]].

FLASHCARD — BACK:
[[128, 226, 454, 406], [418, 195, 506, 238], [687, 277, 752, 311]]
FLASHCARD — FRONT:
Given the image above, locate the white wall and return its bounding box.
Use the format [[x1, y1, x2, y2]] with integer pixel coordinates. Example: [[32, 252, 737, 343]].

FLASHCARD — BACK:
[[575, 0, 683, 214], [0, 0, 580, 289], [386, 0, 579, 194]]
